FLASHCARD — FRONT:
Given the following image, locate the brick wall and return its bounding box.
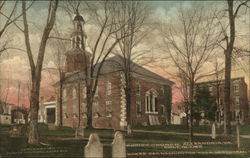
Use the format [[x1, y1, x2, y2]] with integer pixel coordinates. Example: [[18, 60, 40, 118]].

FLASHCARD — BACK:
[[57, 72, 169, 129]]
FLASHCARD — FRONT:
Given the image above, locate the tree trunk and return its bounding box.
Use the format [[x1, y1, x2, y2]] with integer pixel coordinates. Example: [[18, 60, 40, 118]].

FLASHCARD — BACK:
[[28, 79, 40, 145], [224, 0, 235, 135], [125, 70, 132, 130], [188, 82, 194, 142], [58, 77, 63, 126], [224, 50, 232, 135], [86, 88, 93, 129], [125, 86, 131, 127]]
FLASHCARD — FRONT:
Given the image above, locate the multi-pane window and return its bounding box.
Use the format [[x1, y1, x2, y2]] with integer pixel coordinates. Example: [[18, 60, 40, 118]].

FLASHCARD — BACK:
[[62, 89, 67, 118], [72, 88, 78, 117], [136, 83, 141, 96], [233, 84, 239, 93], [93, 102, 99, 118], [106, 81, 112, 96], [208, 87, 213, 93], [145, 89, 158, 113], [136, 100, 142, 116], [82, 103, 87, 118], [106, 101, 112, 117], [83, 86, 86, 98], [234, 96, 240, 106], [63, 113, 68, 119], [95, 85, 98, 97], [161, 105, 165, 117]]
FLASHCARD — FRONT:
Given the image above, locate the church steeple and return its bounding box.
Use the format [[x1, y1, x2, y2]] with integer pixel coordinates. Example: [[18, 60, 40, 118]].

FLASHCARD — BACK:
[[71, 9, 87, 49], [65, 11, 91, 73]]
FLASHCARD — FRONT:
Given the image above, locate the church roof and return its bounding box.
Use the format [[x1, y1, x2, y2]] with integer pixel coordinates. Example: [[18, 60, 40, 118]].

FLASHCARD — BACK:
[[61, 55, 174, 85], [65, 47, 91, 56]]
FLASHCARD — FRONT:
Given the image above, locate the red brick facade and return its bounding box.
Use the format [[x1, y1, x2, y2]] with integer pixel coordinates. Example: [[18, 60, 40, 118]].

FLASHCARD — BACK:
[[56, 72, 170, 130], [196, 77, 249, 124], [55, 13, 173, 129]]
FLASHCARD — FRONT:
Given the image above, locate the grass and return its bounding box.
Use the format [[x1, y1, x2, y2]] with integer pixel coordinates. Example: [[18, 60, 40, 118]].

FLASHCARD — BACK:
[[134, 124, 250, 135], [0, 124, 250, 158]]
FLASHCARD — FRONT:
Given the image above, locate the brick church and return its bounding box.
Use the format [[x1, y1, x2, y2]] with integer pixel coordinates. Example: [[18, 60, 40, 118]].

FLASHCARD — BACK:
[[55, 13, 173, 130]]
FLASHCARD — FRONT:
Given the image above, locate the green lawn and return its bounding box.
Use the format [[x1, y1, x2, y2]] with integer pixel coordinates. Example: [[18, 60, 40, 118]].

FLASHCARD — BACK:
[[0, 124, 250, 158], [134, 124, 250, 135]]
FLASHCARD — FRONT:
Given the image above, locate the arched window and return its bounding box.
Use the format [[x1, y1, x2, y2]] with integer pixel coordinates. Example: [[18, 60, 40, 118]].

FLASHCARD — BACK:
[[62, 89, 67, 114], [93, 102, 100, 118], [145, 89, 158, 113], [76, 36, 80, 48], [106, 81, 111, 96], [83, 86, 86, 98], [136, 83, 141, 96], [82, 103, 87, 118], [72, 88, 79, 117], [72, 88, 77, 99]]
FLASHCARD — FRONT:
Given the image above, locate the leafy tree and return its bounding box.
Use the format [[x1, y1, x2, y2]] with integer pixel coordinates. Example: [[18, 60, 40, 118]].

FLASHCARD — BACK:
[[194, 87, 217, 123]]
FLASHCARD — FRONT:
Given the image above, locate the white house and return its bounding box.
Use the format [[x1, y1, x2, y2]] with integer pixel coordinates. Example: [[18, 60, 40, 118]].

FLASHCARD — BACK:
[[39, 99, 57, 125], [0, 103, 13, 125]]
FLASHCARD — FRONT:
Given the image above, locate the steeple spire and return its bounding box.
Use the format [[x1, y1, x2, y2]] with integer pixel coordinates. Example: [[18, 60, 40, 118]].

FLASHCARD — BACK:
[[71, 11, 86, 49]]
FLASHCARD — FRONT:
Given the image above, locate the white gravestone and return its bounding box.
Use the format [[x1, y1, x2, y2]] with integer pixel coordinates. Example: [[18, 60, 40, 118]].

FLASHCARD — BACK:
[[85, 133, 103, 158], [48, 123, 56, 130], [212, 123, 216, 139], [112, 131, 126, 158], [75, 127, 84, 138], [127, 125, 132, 135]]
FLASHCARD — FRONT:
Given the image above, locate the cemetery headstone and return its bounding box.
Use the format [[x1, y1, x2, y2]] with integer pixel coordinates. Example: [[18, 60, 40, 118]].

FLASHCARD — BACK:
[[236, 117, 240, 149], [85, 133, 103, 158], [75, 127, 84, 138], [212, 123, 216, 139], [9, 124, 28, 137], [112, 131, 126, 158], [149, 115, 153, 125], [127, 125, 132, 135], [48, 123, 56, 130]]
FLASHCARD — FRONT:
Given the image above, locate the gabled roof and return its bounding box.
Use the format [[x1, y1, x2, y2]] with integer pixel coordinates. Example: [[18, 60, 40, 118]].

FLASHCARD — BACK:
[[61, 55, 174, 85]]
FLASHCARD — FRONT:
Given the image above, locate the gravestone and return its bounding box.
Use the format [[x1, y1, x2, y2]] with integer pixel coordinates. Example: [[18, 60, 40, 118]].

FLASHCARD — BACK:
[[112, 131, 126, 158], [211, 123, 216, 139], [152, 116, 156, 125], [149, 115, 153, 125], [155, 116, 160, 125], [127, 125, 132, 135], [48, 123, 56, 130], [85, 133, 103, 158], [9, 124, 28, 137], [75, 127, 84, 138], [236, 120, 240, 149]]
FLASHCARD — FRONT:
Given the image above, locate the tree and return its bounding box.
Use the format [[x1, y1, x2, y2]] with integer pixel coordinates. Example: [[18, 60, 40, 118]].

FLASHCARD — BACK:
[[216, 0, 250, 135], [194, 87, 217, 124], [223, 0, 250, 135], [62, 1, 132, 129], [46, 25, 70, 127], [22, 0, 59, 145], [162, 5, 220, 142], [111, 1, 151, 130], [0, 1, 33, 56], [207, 59, 224, 123]]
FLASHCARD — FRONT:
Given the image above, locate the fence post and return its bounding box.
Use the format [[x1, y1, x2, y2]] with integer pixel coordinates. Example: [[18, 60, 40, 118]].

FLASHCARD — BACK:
[[84, 133, 103, 158], [112, 131, 126, 158]]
